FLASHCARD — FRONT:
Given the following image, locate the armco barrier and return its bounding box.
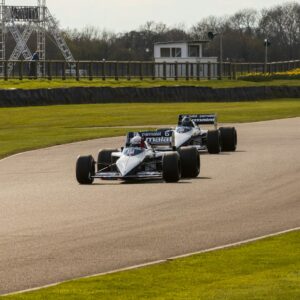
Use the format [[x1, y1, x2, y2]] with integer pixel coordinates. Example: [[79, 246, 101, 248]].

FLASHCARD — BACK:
[[0, 86, 299, 107]]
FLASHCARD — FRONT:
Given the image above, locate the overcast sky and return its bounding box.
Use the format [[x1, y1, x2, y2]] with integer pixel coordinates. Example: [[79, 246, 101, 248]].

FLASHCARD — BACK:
[[6, 0, 295, 32]]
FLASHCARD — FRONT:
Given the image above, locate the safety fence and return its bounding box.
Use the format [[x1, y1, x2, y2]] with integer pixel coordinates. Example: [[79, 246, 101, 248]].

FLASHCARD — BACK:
[[0, 59, 299, 81]]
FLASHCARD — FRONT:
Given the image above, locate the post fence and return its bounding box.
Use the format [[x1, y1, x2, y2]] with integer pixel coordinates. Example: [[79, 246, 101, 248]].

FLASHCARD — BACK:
[[47, 61, 52, 80], [88, 62, 93, 81], [163, 62, 167, 80], [196, 63, 200, 81], [185, 62, 189, 81], [0, 59, 298, 81], [19, 60, 23, 80], [207, 62, 211, 80]]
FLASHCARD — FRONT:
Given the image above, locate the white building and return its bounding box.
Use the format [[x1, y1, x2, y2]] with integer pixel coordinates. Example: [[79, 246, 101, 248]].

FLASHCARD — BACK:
[[154, 41, 218, 79]]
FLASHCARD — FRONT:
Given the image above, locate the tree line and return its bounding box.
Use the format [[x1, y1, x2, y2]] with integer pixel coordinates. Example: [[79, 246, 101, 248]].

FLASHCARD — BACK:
[[5, 2, 300, 63]]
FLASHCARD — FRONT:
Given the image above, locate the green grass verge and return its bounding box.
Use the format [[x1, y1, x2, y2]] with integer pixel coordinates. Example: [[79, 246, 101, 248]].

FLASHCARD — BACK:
[[1, 99, 300, 159], [0, 79, 299, 89], [4, 230, 300, 299]]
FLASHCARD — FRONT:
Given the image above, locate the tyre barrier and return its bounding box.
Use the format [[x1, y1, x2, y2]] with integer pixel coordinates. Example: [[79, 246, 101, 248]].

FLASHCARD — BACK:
[[0, 85, 299, 107]]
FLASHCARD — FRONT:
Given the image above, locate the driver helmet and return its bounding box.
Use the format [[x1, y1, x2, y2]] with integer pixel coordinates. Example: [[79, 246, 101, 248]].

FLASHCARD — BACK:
[[130, 135, 145, 148], [181, 116, 194, 127]]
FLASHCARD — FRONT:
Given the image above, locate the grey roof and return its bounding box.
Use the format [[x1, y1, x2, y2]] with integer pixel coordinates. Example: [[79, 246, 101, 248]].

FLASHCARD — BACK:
[[154, 40, 209, 45]]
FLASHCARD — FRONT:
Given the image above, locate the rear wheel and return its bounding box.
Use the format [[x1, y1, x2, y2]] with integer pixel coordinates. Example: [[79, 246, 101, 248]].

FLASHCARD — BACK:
[[162, 152, 181, 183], [178, 147, 200, 178], [219, 127, 237, 151], [207, 130, 221, 154], [76, 155, 95, 184], [97, 149, 118, 172]]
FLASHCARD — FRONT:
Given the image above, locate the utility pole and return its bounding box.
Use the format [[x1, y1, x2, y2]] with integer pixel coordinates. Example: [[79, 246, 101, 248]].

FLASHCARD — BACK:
[[220, 33, 223, 79], [208, 31, 223, 79], [264, 38, 271, 73]]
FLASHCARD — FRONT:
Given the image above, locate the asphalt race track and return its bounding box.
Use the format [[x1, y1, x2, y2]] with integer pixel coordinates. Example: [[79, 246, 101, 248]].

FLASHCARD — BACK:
[[1, 118, 300, 294]]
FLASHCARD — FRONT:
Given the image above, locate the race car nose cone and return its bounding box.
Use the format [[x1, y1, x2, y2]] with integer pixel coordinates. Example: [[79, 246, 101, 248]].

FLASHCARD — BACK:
[[175, 131, 191, 148], [116, 155, 140, 177]]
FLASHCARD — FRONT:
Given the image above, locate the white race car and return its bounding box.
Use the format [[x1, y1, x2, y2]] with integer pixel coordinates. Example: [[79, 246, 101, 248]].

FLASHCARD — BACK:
[[157, 114, 237, 154], [76, 131, 200, 184]]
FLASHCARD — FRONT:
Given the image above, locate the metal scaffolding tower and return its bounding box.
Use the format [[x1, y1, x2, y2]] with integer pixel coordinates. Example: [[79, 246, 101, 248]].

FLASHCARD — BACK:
[[0, 0, 6, 74], [37, 0, 46, 62], [0, 0, 75, 76]]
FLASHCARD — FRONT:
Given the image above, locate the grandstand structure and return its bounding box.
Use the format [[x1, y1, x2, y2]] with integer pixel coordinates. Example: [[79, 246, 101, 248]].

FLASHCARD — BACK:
[[0, 0, 74, 75]]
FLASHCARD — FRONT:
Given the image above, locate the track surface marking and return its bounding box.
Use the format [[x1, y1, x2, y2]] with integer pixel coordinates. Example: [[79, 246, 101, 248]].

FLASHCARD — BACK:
[[0, 118, 299, 294]]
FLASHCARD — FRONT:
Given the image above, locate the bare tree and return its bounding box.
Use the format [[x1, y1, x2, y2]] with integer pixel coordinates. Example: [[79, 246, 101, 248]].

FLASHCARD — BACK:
[[259, 2, 300, 59], [229, 9, 258, 34], [35, 2, 300, 62], [190, 16, 223, 39]]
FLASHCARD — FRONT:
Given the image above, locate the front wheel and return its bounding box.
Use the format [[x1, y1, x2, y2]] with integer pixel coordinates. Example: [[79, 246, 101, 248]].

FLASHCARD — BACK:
[[178, 146, 200, 178], [76, 155, 95, 184], [162, 152, 181, 183]]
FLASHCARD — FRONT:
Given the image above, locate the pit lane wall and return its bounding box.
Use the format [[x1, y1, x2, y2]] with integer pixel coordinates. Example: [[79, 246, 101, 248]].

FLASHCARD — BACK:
[[0, 86, 299, 107]]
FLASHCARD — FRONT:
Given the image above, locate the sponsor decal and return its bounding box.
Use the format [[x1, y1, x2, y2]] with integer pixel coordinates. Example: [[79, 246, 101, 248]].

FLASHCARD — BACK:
[[126, 131, 173, 146], [8, 6, 39, 21], [179, 114, 216, 125], [145, 137, 171, 144]]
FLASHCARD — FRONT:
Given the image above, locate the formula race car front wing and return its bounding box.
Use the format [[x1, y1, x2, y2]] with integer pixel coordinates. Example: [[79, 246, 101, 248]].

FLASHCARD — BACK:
[[93, 171, 162, 180]]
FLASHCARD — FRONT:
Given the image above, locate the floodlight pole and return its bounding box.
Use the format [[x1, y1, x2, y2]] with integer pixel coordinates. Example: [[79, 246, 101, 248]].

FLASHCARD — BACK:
[[208, 31, 224, 80], [219, 33, 223, 80], [264, 38, 268, 73]]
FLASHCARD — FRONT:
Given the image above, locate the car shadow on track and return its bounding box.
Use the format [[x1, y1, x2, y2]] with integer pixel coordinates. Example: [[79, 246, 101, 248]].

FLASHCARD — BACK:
[[87, 176, 212, 186], [90, 180, 194, 186], [120, 180, 192, 185], [201, 151, 245, 156], [201, 152, 231, 156], [119, 176, 213, 184], [193, 177, 212, 180]]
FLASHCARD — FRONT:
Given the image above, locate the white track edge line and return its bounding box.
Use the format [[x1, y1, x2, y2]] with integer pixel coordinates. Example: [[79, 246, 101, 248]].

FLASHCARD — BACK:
[[2, 226, 300, 297]]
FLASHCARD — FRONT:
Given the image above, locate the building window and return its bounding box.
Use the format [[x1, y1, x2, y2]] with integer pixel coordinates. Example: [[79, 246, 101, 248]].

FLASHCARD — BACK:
[[160, 48, 171, 57], [172, 48, 182, 58], [188, 45, 200, 57]]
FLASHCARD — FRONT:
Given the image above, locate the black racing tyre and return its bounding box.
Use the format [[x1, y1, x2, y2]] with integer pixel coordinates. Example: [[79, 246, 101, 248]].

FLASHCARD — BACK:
[[76, 155, 95, 185], [178, 146, 200, 178], [219, 127, 237, 152], [207, 130, 221, 154], [97, 149, 118, 172], [162, 152, 181, 183]]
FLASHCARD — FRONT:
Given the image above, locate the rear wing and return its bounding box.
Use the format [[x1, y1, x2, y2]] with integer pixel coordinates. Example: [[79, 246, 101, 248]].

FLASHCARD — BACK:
[[126, 130, 174, 148], [178, 114, 218, 128]]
